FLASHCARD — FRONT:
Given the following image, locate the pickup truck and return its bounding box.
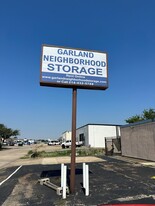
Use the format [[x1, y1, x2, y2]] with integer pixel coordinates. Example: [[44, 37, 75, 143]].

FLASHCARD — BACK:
[[61, 140, 83, 149], [48, 140, 60, 146]]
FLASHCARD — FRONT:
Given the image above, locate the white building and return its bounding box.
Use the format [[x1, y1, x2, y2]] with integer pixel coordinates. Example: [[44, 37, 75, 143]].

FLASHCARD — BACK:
[[62, 131, 72, 142], [76, 124, 121, 148]]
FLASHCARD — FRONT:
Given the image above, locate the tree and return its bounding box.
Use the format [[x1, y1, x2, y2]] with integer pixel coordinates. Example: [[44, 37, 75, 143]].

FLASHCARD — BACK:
[[0, 124, 20, 139], [125, 108, 155, 123], [142, 108, 155, 120], [125, 115, 144, 124], [0, 124, 6, 137], [0, 124, 6, 148], [12, 129, 20, 137]]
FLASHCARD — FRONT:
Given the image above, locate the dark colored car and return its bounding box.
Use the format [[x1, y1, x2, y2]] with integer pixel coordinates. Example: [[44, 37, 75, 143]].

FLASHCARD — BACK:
[[9, 142, 15, 146], [18, 141, 23, 146]]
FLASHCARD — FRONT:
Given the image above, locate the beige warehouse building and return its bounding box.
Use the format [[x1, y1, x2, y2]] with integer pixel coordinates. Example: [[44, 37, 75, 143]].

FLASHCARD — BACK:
[[120, 119, 155, 161]]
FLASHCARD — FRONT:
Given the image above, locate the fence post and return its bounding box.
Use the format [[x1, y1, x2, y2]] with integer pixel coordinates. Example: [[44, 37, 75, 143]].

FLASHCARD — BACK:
[[83, 163, 86, 188], [61, 163, 64, 188], [62, 165, 67, 199], [83, 163, 89, 196], [85, 164, 89, 196]]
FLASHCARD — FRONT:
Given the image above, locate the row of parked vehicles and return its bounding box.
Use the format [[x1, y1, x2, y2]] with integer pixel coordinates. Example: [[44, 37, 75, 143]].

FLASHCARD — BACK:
[[1, 139, 38, 147], [48, 140, 83, 149], [2, 140, 24, 146]]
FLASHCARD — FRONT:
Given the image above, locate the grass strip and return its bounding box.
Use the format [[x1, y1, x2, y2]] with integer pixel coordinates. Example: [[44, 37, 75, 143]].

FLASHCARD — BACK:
[[22, 147, 105, 159]]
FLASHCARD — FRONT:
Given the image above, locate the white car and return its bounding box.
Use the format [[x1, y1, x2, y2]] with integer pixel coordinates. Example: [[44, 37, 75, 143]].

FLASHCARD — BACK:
[[61, 140, 83, 149], [48, 140, 60, 146]]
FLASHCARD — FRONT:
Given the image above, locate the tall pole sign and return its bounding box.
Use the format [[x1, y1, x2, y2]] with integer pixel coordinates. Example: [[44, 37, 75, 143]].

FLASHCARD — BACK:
[[40, 45, 108, 193]]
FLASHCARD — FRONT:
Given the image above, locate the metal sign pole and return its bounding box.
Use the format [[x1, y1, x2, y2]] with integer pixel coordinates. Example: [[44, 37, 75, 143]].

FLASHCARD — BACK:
[[70, 87, 77, 193]]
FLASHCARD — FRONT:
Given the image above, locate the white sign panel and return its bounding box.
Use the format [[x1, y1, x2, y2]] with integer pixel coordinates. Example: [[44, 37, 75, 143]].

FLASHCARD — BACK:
[[40, 45, 108, 90]]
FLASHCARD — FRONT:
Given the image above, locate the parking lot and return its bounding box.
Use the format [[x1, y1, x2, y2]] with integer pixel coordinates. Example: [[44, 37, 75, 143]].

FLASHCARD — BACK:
[[0, 145, 155, 205]]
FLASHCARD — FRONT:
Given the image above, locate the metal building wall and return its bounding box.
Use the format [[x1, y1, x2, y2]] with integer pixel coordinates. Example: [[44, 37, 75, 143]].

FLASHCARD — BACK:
[[76, 124, 121, 148], [88, 125, 118, 148], [121, 121, 155, 161], [76, 125, 89, 146]]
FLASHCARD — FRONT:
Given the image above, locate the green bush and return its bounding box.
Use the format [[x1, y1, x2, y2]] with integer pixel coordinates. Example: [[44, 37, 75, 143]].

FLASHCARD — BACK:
[[27, 150, 33, 155]]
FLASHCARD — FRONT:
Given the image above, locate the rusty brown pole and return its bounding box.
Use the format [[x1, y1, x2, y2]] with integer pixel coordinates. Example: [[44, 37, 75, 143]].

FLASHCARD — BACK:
[[70, 87, 77, 193]]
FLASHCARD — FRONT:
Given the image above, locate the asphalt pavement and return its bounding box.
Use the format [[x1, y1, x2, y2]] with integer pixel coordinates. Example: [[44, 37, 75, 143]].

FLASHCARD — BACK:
[[0, 155, 155, 206]]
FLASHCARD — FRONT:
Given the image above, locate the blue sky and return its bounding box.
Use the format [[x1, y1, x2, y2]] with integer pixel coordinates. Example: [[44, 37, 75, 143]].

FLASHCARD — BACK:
[[1, 0, 155, 139]]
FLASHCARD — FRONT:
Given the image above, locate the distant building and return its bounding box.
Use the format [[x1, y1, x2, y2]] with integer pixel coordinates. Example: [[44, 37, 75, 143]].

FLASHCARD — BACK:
[[62, 131, 72, 142]]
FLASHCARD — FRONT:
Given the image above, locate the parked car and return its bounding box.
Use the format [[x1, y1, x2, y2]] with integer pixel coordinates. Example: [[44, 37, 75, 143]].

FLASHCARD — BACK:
[[61, 140, 83, 149], [9, 142, 15, 146], [18, 141, 23, 146], [2, 142, 8, 146], [48, 140, 60, 146]]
